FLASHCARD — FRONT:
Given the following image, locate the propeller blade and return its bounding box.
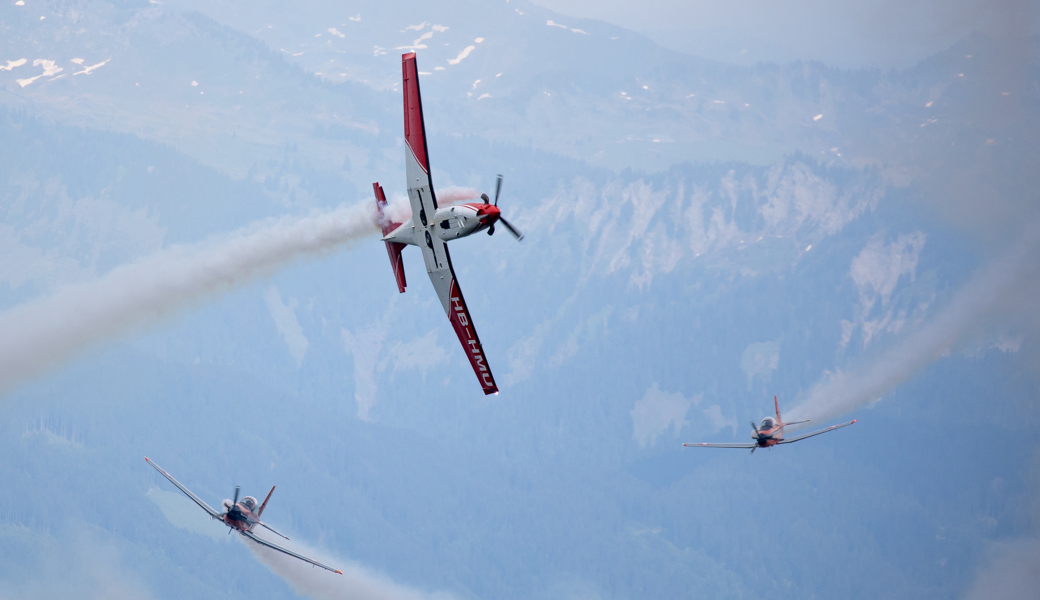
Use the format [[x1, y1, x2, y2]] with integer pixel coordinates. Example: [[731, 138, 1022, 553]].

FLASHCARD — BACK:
[[499, 216, 524, 241], [494, 174, 503, 206], [232, 485, 240, 506], [487, 224, 495, 236], [750, 421, 759, 435]]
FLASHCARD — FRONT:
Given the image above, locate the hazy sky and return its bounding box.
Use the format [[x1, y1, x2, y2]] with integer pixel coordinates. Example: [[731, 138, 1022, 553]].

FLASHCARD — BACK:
[[530, 0, 1040, 68]]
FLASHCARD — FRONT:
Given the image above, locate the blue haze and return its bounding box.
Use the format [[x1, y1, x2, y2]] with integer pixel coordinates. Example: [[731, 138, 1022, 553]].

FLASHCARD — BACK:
[[1, 1, 1038, 599]]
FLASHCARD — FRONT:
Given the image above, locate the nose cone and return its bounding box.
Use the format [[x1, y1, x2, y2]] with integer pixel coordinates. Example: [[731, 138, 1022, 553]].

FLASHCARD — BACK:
[[480, 204, 501, 223]]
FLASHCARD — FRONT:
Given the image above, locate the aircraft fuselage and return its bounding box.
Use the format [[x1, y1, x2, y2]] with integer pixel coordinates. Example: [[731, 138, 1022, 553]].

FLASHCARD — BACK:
[[753, 417, 784, 447], [221, 502, 259, 533]]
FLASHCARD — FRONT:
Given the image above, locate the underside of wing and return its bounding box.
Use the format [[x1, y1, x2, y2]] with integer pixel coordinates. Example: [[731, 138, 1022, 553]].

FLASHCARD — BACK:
[[402, 52, 438, 231], [427, 257, 498, 395], [241, 530, 343, 574], [145, 457, 221, 518], [682, 442, 757, 449], [778, 419, 857, 444]]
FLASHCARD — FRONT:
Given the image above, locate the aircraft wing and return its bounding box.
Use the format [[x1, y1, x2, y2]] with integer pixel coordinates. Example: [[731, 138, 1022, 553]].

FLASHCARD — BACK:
[[434, 269, 498, 394], [401, 52, 498, 395], [682, 442, 758, 449], [241, 529, 343, 574], [402, 52, 438, 238], [778, 419, 857, 444], [145, 457, 222, 519]]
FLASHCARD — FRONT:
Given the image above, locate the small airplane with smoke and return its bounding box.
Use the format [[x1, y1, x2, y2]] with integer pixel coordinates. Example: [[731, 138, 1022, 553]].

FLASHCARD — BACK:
[[683, 396, 856, 454], [373, 52, 523, 396], [145, 457, 342, 574]]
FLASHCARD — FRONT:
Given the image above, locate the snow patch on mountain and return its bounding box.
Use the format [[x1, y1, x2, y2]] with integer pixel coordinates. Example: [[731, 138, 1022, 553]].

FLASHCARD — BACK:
[[843, 231, 927, 346], [15, 59, 62, 87], [1, 59, 27, 71], [530, 160, 882, 288], [264, 285, 309, 366]]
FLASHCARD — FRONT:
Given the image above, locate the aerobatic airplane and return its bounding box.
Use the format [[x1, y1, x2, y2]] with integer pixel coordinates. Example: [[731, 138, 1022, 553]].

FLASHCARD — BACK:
[[373, 52, 523, 395], [145, 457, 342, 574], [683, 396, 856, 454]]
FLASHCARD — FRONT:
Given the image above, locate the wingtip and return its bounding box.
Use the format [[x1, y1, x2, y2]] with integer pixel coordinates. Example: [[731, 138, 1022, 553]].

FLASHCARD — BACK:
[[852, 419, 858, 424], [145, 457, 150, 462], [335, 570, 343, 575]]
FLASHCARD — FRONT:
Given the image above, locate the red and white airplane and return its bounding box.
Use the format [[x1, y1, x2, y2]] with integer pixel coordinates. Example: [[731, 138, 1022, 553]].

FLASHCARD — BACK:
[[145, 457, 342, 574], [373, 53, 523, 395], [683, 396, 856, 454]]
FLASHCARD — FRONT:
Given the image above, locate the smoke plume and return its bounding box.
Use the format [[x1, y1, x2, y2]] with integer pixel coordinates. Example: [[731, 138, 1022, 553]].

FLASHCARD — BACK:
[[242, 536, 452, 600], [380, 187, 481, 229], [0, 202, 381, 393], [788, 225, 1040, 424], [436, 186, 481, 205]]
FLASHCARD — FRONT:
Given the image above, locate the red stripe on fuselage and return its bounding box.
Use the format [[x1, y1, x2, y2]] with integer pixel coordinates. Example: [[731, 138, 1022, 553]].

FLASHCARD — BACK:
[[402, 53, 429, 174]]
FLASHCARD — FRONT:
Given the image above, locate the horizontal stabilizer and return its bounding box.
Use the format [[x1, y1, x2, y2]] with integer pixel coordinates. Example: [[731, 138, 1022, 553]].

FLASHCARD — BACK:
[[374, 182, 407, 293], [778, 419, 857, 444]]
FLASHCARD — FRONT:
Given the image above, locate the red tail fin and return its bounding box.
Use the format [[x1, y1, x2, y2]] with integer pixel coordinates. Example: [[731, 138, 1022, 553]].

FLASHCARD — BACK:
[[373, 182, 407, 294], [258, 485, 275, 517], [774, 395, 782, 423]]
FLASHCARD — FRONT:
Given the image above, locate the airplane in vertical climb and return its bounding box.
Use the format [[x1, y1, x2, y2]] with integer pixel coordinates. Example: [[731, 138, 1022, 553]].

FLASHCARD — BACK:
[[373, 52, 523, 395]]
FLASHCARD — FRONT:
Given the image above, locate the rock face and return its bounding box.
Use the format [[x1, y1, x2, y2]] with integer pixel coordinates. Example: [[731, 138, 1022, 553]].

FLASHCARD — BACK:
[[0, 1, 1037, 598]]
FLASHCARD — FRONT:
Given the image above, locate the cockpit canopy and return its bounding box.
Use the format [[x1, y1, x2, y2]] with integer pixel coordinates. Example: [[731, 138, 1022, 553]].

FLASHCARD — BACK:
[[240, 496, 258, 511], [760, 418, 775, 430]]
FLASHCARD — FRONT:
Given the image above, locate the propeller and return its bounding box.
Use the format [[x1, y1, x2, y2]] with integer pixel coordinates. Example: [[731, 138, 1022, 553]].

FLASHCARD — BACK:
[[750, 421, 765, 455], [485, 174, 524, 240], [224, 485, 240, 519]]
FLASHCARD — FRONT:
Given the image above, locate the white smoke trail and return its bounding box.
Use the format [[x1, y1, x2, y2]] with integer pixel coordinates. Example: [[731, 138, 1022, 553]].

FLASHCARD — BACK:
[[436, 186, 481, 205], [242, 535, 453, 600], [0, 202, 381, 393], [382, 187, 482, 227], [787, 226, 1040, 424]]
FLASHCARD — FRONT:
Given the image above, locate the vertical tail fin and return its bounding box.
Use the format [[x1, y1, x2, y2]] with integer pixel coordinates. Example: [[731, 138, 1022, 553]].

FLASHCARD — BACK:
[[774, 395, 781, 423], [257, 485, 275, 517], [373, 182, 407, 294]]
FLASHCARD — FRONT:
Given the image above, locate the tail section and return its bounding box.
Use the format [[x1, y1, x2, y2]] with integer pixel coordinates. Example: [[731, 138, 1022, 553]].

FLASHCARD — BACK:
[[257, 485, 275, 517], [374, 182, 407, 294], [774, 395, 809, 428]]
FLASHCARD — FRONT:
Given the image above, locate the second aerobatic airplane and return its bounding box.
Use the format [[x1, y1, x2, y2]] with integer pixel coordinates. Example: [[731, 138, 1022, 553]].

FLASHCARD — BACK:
[[683, 396, 856, 454], [146, 457, 342, 574], [374, 53, 523, 395]]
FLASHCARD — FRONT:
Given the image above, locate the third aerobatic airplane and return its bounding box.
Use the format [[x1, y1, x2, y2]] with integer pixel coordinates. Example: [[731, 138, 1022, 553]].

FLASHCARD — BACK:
[[683, 396, 856, 454], [373, 53, 523, 395]]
